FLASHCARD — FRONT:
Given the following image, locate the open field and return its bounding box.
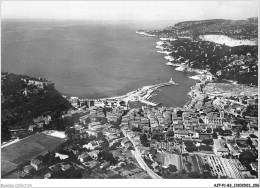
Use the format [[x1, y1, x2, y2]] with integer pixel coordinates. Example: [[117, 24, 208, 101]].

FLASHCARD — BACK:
[[156, 153, 182, 171], [1, 158, 18, 177], [204, 83, 258, 96], [1, 133, 66, 177]]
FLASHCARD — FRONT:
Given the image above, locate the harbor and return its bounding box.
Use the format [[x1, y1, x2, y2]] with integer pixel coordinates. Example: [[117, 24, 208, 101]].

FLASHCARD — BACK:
[[80, 78, 179, 107]]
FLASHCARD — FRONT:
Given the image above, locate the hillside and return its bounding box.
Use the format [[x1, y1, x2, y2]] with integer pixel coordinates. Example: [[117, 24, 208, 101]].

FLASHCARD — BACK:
[[1, 72, 72, 141], [138, 18, 258, 40], [137, 18, 258, 86]]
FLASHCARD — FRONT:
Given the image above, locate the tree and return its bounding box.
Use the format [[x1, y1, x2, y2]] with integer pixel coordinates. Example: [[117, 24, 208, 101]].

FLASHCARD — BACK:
[[186, 162, 192, 172], [239, 150, 255, 167], [166, 131, 174, 138], [168, 164, 178, 174], [235, 130, 241, 139], [140, 133, 149, 147], [65, 127, 75, 139], [200, 145, 213, 151], [188, 171, 201, 178], [186, 146, 198, 152], [243, 161, 252, 170], [201, 139, 213, 145], [184, 140, 194, 147], [51, 167, 82, 179], [62, 117, 74, 128], [1, 126, 11, 143], [241, 123, 249, 132], [212, 132, 218, 139], [246, 137, 252, 146], [98, 151, 117, 165], [250, 170, 258, 177], [202, 163, 212, 172], [181, 169, 187, 174]]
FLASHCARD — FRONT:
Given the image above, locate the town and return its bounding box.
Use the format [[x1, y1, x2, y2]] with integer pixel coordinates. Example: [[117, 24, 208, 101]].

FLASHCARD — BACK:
[[1, 71, 258, 179], [1, 17, 258, 180]]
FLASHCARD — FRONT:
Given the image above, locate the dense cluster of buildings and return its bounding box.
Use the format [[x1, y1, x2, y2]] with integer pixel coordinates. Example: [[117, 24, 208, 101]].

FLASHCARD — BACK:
[[22, 105, 151, 179], [12, 69, 258, 180], [57, 81, 258, 179]]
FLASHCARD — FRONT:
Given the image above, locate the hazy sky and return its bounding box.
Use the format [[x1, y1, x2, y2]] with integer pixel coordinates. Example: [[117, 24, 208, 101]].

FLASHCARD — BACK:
[[1, 1, 258, 21]]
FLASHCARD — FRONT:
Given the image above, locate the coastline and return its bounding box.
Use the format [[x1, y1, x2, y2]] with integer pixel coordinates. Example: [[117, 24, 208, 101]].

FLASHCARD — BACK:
[[79, 79, 179, 107], [75, 30, 211, 108], [2, 18, 258, 181], [135, 31, 220, 109]]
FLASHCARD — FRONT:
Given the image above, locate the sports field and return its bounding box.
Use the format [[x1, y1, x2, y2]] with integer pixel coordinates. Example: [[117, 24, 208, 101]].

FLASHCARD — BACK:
[[1, 133, 66, 177]]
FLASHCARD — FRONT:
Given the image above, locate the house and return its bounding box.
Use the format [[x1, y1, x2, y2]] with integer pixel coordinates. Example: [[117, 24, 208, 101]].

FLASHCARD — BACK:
[[174, 130, 190, 138], [49, 163, 62, 172], [157, 141, 175, 153], [102, 128, 121, 137], [37, 122, 44, 129], [250, 162, 258, 172], [202, 115, 223, 125], [235, 138, 249, 149], [61, 163, 71, 171], [79, 114, 91, 125], [78, 152, 90, 163], [199, 133, 213, 140], [28, 80, 44, 88], [192, 132, 199, 139], [84, 129, 103, 139], [42, 115, 52, 125], [247, 99, 256, 105], [83, 141, 100, 150], [55, 153, 69, 160], [251, 138, 258, 148], [130, 168, 142, 174], [173, 124, 184, 130], [83, 160, 101, 169], [124, 142, 133, 150], [30, 159, 44, 171], [23, 165, 35, 174], [213, 139, 229, 156], [100, 161, 110, 169], [88, 150, 100, 160], [120, 170, 133, 177], [151, 162, 159, 172], [118, 155, 126, 162], [149, 139, 157, 148], [28, 124, 37, 132], [105, 134, 118, 142], [226, 142, 241, 157], [121, 138, 131, 147], [44, 172, 52, 179]]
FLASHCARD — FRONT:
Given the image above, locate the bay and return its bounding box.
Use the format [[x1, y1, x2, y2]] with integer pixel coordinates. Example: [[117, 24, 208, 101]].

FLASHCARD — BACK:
[[1, 20, 197, 107]]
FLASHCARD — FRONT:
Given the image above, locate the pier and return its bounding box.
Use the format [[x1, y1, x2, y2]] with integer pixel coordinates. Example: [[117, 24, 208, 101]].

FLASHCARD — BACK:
[[79, 78, 179, 107]]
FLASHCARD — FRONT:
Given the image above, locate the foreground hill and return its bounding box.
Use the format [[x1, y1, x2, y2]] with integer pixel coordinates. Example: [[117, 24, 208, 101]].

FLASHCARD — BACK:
[[1, 72, 71, 142]]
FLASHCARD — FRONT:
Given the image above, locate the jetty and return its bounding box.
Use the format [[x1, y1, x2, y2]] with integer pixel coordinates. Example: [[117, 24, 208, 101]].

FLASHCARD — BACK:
[[80, 78, 179, 107]]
